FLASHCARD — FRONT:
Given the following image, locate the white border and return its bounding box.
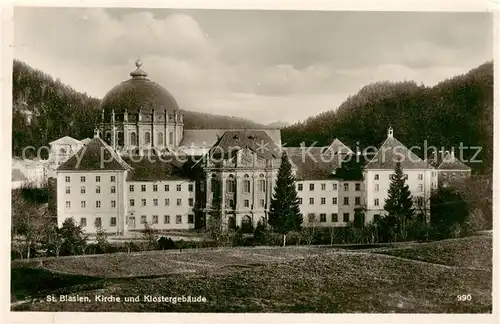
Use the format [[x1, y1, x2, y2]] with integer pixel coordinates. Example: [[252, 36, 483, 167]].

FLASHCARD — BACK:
[[1, 1, 499, 324]]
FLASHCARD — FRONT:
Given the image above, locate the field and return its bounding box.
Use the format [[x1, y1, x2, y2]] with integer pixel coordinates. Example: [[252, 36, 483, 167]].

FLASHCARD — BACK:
[[11, 235, 492, 313]]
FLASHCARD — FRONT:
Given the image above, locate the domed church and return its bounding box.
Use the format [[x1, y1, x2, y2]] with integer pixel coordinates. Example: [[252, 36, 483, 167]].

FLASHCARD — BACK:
[[99, 59, 184, 153]]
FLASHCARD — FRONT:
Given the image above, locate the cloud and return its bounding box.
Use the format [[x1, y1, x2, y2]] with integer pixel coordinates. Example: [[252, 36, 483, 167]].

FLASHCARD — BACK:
[[13, 8, 493, 124]]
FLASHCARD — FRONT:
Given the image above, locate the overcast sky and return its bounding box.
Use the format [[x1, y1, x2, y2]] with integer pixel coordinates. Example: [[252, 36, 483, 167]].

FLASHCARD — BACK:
[[13, 8, 492, 124]]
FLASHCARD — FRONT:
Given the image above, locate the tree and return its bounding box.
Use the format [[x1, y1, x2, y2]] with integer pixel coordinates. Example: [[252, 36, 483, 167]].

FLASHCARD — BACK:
[[95, 221, 109, 253], [268, 152, 303, 237], [59, 218, 87, 255], [142, 222, 158, 250], [430, 186, 469, 239], [43, 224, 64, 257], [383, 162, 415, 241]]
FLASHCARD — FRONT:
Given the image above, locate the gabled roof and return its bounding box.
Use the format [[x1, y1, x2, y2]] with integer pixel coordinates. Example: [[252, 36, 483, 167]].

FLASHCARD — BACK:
[[365, 135, 432, 170], [123, 156, 188, 181], [438, 151, 471, 171], [49, 136, 82, 146], [286, 149, 343, 180], [12, 168, 28, 181], [57, 137, 131, 171], [325, 138, 354, 155], [209, 130, 281, 160], [179, 129, 282, 149]]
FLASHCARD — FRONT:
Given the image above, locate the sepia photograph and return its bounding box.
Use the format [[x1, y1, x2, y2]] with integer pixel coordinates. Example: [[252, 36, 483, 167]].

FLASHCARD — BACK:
[[5, 1, 496, 319]]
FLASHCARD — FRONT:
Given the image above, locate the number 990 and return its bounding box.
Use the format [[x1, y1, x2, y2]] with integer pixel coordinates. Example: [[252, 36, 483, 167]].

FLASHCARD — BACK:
[[457, 294, 472, 301]]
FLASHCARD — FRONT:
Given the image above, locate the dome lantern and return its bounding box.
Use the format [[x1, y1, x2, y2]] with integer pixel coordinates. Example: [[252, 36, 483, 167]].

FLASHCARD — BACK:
[[130, 58, 148, 78]]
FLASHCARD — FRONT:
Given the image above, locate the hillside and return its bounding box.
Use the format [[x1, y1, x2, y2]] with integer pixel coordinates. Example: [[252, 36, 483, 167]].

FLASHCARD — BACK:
[[281, 62, 494, 174], [12, 60, 263, 158]]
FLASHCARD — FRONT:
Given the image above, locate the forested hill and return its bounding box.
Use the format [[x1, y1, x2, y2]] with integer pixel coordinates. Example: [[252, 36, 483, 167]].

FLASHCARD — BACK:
[[281, 62, 493, 174], [12, 60, 263, 158]]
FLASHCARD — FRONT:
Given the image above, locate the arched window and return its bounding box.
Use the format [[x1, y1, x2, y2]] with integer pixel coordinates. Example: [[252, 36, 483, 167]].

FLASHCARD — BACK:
[[243, 174, 251, 193], [157, 132, 164, 146], [117, 132, 124, 146], [130, 132, 137, 146], [226, 175, 235, 193], [144, 132, 151, 146], [169, 132, 173, 145]]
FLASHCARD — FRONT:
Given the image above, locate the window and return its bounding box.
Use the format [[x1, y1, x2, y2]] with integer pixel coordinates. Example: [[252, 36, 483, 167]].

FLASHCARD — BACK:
[[176, 215, 182, 224], [188, 214, 194, 224], [81, 186, 86, 194], [188, 184, 194, 192], [65, 201, 71, 208], [153, 184, 158, 192], [332, 197, 338, 205], [144, 132, 151, 145], [81, 201, 86, 208], [374, 199, 379, 206], [321, 197, 326, 205], [157, 132, 164, 146], [226, 176, 236, 193], [65, 186, 70, 194], [189, 198, 194, 207], [130, 199, 135, 207], [375, 184, 379, 192], [141, 199, 146, 206], [260, 199, 265, 207], [355, 183, 361, 191], [96, 176, 101, 182], [243, 179, 251, 193], [110, 186, 116, 194], [309, 183, 314, 191], [96, 186, 101, 194], [96, 200, 101, 208], [110, 176, 116, 182], [355, 197, 361, 205], [80, 217, 87, 227], [343, 183, 349, 191], [81, 176, 86, 182], [244, 199, 250, 207], [177, 198, 182, 206], [343, 213, 350, 222], [343, 197, 349, 205], [164, 184, 169, 191], [298, 198, 303, 204], [321, 183, 326, 191], [111, 200, 116, 208], [374, 214, 381, 222], [309, 197, 314, 205], [374, 174, 379, 180], [320, 213, 327, 222], [164, 215, 170, 224], [297, 183, 303, 191], [141, 215, 147, 224], [95, 217, 102, 227], [65, 176, 70, 183], [153, 198, 158, 206], [129, 185, 134, 192], [331, 213, 338, 222], [152, 215, 158, 224], [418, 173, 423, 180], [165, 198, 170, 206], [110, 217, 117, 226], [258, 180, 266, 192], [176, 184, 182, 192], [169, 132, 173, 145], [141, 185, 146, 192], [333, 183, 338, 190], [418, 184, 423, 192], [308, 213, 315, 223]]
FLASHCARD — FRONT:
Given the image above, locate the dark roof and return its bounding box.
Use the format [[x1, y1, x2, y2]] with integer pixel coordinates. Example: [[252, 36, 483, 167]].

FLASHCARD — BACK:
[[12, 168, 28, 181], [209, 130, 281, 160], [179, 129, 282, 148], [100, 65, 179, 116], [123, 156, 189, 181], [325, 138, 354, 155], [57, 137, 131, 171], [287, 151, 342, 180], [438, 152, 471, 171], [365, 136, 433, 170]]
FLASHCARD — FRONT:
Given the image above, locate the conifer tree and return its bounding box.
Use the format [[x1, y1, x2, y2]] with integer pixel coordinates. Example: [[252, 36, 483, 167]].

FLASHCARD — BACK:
[[269, 152, 303, 234], [383, 162, 415, 241]]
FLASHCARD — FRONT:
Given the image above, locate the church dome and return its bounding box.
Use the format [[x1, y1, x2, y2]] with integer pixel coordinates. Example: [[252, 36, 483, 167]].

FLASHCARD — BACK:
[[100, 59, 180, 116]]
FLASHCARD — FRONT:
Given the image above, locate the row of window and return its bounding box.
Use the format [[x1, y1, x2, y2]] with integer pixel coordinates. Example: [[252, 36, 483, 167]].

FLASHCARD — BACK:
[[373, 173, 425, 181], [297, 182, 361, 192], [307, 213, 351, 223], [134, 214, 194, 225], [129, 198, 194, 207], [224, 198, 266, 209], [130, 183, 193, 192], [372, 197, 424, 207], [65, 186, 115, 194], [218, 179, 266, 193], [298, 197, 361, 206], [80, 217, 116, 227], [66, 175, 116, 183]]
